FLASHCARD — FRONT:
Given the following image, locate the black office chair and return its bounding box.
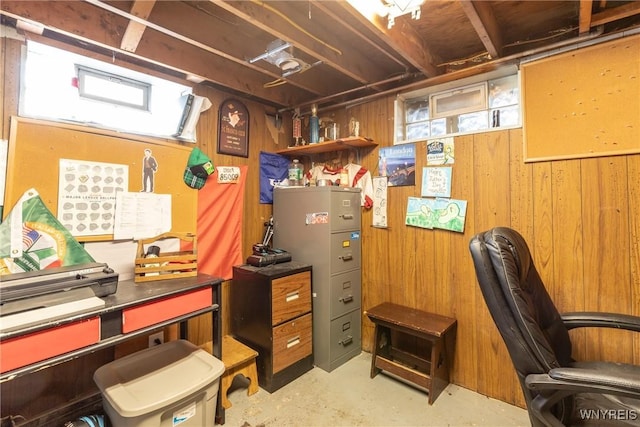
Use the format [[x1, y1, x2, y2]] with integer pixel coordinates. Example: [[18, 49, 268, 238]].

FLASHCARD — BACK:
[[469, 227, 640, 426]]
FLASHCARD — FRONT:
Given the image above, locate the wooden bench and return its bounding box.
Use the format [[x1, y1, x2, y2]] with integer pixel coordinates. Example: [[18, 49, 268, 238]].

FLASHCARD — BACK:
[[220, 335, 259, 409], [365, 302, 457, 405]]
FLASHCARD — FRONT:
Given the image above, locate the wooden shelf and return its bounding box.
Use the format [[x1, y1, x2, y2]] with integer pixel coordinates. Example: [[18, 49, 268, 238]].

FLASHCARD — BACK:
[[275, 136, 377, 156]]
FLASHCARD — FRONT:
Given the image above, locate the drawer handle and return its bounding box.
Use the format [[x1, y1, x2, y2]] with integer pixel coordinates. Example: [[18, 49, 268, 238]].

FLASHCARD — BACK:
[[339, 335, 353, 346], [339, 254, 353, 261], [287, 336, 300, 348], [286, 291, 300, 302], [339, 295, 353, 303], [341, 214, 354, 220]]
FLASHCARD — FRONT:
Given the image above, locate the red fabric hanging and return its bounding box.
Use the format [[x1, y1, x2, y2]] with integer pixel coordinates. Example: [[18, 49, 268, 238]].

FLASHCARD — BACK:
[[188, 166, 247, 280]]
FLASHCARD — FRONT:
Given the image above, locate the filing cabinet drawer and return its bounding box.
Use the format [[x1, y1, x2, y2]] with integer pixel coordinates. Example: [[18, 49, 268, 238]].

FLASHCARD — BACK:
[[330, 270, 361, 320], [273, 313, 312, 373], [329, 310, 361, 362], [272, 271, 312, 326], [330, 191, 361, 232], [330, 231, 361, 273]]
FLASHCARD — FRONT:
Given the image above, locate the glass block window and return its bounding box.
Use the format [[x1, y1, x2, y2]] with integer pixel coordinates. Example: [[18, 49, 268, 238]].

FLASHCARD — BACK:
[[394, 71, 521, 144]]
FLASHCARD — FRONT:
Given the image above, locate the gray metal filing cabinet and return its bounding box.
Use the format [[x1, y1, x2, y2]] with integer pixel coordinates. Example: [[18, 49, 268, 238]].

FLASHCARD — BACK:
[[273, 186, 361, 372]]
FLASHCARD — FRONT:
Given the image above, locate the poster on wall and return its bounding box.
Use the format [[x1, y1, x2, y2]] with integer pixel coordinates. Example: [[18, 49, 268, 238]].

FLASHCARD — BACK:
[[57, 159, 128, 237], [405, 196, 467, 233], [421, 167, 452, 198], [427, 137, 455, 165], [378, 144, 416, 187], [113, 192, 172, 240], [372, 176, 388, 228], [217, 98, 249, 157]]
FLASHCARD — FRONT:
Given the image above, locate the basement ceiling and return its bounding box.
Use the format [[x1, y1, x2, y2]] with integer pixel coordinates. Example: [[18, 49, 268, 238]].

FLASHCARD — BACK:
[[2, 1, 640, 111]]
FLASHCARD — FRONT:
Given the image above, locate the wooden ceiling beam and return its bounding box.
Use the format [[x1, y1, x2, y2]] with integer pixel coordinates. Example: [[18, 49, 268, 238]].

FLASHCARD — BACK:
[[578, 1, 593, 34], [120, 0, 156, 53], [212, 1, 391, 86], [0, 0, 314, 107], [124, 0, 341, 96], [459, 0, 503, 58], [311, 2, 408, 70], [590, 1, 640, 27], [343, 0, 440, 77], [80, 0, 325, 95]]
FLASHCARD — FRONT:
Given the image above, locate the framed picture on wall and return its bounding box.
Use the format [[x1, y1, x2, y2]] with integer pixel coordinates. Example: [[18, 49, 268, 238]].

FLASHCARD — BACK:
[[217, 98, 249, 157]]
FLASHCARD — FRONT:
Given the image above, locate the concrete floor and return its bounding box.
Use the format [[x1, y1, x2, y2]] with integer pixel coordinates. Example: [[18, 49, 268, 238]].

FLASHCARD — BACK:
[[222, 352, 530, 427]]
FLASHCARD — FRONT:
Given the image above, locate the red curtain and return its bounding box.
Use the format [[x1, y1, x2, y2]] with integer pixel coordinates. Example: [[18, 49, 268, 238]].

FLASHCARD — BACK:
[[193, 166, 247, 280]]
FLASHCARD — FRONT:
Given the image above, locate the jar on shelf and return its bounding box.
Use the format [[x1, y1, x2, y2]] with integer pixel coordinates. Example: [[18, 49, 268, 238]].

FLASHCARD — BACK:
[[288, 159, 304, 186]]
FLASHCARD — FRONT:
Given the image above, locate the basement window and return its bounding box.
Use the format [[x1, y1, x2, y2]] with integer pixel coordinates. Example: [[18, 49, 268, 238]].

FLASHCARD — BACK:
[[77, 66, 151, 111], [20, 41, 191, 139], [394, 70, 521, 144]]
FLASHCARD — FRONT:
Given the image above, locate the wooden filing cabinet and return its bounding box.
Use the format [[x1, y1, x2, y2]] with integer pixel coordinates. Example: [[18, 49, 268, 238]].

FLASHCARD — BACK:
[[231, 261, 313, 392]]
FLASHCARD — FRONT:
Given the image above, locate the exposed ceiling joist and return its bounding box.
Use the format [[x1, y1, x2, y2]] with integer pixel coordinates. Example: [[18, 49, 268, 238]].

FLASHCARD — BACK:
[[579, 0, 593, 34], [590, 1, 640, 27], [459, 0, 503, 58], [83, 0, 322, 93], [1, 0, 314, 106], [120, 0, 156, 52], [2, 0, 639, 111], [214, 1, 384, 86], [344, 0, 440, 77]]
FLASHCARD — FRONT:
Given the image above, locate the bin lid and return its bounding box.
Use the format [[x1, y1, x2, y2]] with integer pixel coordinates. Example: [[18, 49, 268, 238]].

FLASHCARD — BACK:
[[94, 340, 225, 417]]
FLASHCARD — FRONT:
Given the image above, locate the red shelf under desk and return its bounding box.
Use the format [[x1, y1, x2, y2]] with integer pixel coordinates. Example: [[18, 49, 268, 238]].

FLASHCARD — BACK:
[[1, 317, 100, 373], [122, 287, 212, 333]]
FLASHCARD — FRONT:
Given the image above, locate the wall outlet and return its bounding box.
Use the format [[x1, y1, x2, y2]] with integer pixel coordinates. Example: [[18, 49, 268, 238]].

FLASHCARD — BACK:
[[148, 331, 164, 347]]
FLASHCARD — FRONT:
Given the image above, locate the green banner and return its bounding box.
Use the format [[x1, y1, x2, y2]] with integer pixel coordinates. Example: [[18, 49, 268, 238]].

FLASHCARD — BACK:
[[0, 189, 95, 275]]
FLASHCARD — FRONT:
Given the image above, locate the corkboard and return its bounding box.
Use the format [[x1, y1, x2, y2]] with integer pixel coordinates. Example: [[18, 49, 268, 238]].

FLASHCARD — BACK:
[[521, 34, 640, 162], [4, 117, 197, 241]]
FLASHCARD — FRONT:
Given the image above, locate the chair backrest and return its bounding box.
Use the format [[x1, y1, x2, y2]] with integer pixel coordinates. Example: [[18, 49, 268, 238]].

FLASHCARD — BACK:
[[469, 227, 573, 421]]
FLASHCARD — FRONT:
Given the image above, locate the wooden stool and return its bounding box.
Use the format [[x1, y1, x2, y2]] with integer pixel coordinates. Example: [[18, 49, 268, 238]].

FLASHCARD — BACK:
[[365, 302, 457, 405], [221, 335, 259, 409]]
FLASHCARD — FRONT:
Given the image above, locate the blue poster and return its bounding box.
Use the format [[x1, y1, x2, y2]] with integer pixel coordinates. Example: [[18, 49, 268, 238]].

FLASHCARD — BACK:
[[378, 144, 416, 187]]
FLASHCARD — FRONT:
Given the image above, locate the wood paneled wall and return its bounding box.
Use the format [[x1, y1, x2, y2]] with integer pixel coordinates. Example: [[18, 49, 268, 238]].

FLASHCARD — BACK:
[[2, 34, 639, 416], [345, 113, 640, 407]]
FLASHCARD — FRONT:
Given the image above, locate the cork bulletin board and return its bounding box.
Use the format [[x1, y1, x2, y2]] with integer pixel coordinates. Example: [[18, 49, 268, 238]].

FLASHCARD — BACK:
[[4, 117, 197, 241], [521, 34, 640, 162]]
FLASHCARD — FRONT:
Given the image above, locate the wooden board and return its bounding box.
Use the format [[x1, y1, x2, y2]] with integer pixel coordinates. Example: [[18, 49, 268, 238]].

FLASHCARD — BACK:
[[521, 34, 640, 162], [4, 117, 197, 241]]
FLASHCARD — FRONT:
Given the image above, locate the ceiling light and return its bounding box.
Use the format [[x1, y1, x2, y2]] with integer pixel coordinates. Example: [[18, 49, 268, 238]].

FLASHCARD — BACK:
[[249, 39, 310, 77], [380, 0, 424, 29]]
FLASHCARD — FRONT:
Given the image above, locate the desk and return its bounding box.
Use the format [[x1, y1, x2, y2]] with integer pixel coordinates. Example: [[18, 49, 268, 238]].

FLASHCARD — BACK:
[[0, 274, 225, 424], [366, 302, 457, 405]]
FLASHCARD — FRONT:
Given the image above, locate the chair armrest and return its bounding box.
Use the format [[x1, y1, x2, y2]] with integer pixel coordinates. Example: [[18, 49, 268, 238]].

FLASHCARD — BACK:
[[561, 312, 640, 332], [525, 365, 640, 427], [526, 363, 640, 397]]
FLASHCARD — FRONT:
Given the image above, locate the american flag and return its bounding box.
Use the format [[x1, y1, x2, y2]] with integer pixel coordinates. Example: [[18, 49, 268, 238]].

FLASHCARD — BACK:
[[22, 225, 40, 249]]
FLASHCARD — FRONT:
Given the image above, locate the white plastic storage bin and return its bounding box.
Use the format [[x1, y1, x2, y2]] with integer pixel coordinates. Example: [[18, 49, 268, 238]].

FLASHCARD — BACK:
[[94, 340, 225, 427]]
